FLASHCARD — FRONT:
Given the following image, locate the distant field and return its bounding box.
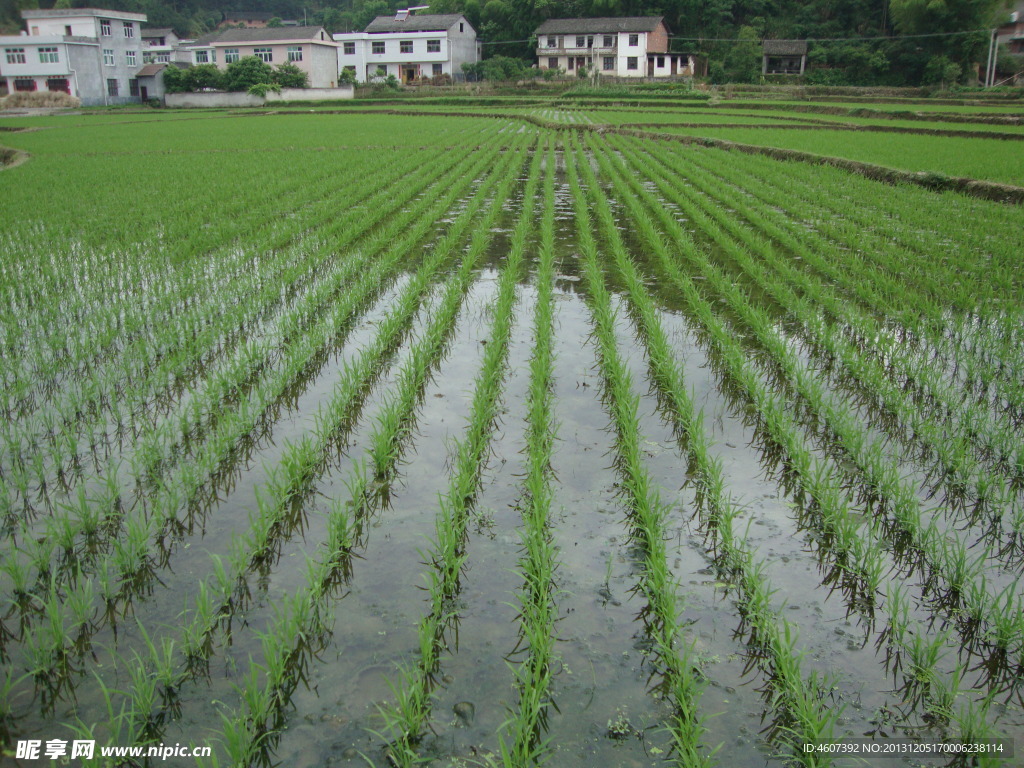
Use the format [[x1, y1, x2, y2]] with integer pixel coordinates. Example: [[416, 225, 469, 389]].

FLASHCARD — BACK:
[[1, 108, 1023, 768]]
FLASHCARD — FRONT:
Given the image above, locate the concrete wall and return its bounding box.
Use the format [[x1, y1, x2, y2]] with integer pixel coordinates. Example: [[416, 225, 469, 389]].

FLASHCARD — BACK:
[[166, 85, 353, 107]]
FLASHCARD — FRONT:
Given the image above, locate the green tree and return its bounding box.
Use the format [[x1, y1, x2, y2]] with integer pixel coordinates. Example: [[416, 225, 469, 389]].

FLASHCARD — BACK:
[[272, 62, 309, 88], [185, 63, 224, 91], [267, 17, 283, 28], [224, 56, 273, 91], [162, 65, 190, 94], [722, 25, 762, 83]]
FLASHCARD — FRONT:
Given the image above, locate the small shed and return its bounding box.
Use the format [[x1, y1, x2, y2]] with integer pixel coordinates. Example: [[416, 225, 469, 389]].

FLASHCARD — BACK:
[[135, 62, 187, 102], [762, 39, 807, 75]]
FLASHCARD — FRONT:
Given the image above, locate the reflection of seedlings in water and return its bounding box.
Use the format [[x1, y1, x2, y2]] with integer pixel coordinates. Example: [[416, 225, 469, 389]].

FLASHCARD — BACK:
[[472, 507, 496, 538]]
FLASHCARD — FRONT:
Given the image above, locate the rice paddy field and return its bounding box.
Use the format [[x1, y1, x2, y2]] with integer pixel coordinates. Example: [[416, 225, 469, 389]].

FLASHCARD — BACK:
[[1, 100, 1023, 768]]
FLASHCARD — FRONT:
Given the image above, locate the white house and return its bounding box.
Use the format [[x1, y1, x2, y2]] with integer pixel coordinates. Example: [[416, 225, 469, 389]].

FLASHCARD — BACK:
[[335, 9, 478, 83], [534, 17, 695, 78], [1, 7, 146, 104]]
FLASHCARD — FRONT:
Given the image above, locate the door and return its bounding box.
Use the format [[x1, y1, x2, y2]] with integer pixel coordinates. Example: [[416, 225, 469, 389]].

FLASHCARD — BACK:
[[671, 56, 677, 75], [140, 85, 148, 100], [647, 58, 654, 76]]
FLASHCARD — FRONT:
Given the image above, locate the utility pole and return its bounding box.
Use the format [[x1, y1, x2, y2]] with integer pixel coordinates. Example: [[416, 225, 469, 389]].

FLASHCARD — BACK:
[[984, 28, 996, 87]]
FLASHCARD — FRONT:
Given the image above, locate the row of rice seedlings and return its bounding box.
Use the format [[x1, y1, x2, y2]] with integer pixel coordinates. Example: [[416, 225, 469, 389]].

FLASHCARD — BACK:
[[0, 177, 395, 517], [731, 146, 1024, 353], [612, 135, 1024, 663], [2, 123, 502, 458], [2, 118, 498, 408], [643, 142, 1024, 550], [564, 133, 716, 766], [54, 139, 534, 755], [680, 147, 1024, 429], [0, 157, 329, 409], [0, 140, 524, 717], [500, 138, 560, 766], [598, 137, 1016, 740], [375, 136, 541, 767], [0, 140, 502, 638], [676, 147, 1024, 495], [220, 141, 535, 768]]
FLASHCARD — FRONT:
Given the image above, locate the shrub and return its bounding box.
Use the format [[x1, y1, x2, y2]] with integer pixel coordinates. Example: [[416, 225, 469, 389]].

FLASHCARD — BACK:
[[272, 62, 308, 89], [186, 64, 224, 91], [338, 68, 357, 86], [224, 56, 274, 92], [248, 82, 282, 97]]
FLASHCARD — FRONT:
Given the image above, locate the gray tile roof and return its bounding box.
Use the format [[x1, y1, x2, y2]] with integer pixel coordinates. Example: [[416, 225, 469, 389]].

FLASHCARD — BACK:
[[365, 14, 466, 33], [762, 39, 808, 55], [207, 25, 331, 44], [535, 17, 665, 35]]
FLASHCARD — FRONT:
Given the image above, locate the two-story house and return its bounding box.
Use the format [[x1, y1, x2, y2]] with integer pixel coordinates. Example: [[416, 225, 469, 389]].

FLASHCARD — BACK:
[[140, 27, 181, 64], [535, 17, 694, 78], [334, 10, 478, 83], [1, 7, 146, 104], [181, 26, 340, 88]]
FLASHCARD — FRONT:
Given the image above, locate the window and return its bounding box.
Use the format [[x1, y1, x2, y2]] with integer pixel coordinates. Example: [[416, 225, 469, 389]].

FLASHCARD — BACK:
[[343, 41, 355, 55], [253, 47, 272, 62], [107, 78, 119, 96], [100, 19, 111, 36], [5, 48, 26, 64], [567, 57, 573, 70], [626, 56, 638, 69], [47, 77, 69, 93], [427, 39, 440, 53], [65, 25, 72, 36], [548, 56, 557, 69], [14, 79, 36, 91], [156, 53, 170, 63], [224, 48, 239, 63], [371, 40, 385, 54], [603, 35, 613, 47], [459, 22, 464, 32], [211, 49, 216, 63], [546, 36, 555, 48], [375, 64, 387, 75], [103, 49, 115, 66], [400, 40, 413, 53], [125, 50, 136, 66], [123, 22, 134, 38], [575, 36, 584, 47], [143, 51, 153, 63], [657, 56, 664, 67], [194, 49, 209, 63], [287, 45, 302, 61], [602, 56, 613, 70], [129, 78, 139, 96], [432, 62, 442, 75], [628, 34, 639, 46], [587, 36, 593, 47]]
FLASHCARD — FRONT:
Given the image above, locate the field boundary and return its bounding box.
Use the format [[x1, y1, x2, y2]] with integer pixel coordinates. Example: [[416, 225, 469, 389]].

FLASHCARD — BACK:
[[616, 120, 1024, 141], [517, 115, 1024, 204]]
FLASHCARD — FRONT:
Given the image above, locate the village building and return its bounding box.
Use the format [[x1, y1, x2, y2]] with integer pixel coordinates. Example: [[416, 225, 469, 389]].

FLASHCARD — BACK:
[[762, 39, 808, 75], [219, 11, 299, 29], [997, 2, 1024, 55], [140, 27, 181, 64], [334, 9, 478, 83], [1, 7, 146, 104], [182, 26, 340, 88], [534, 17, 695, 78]]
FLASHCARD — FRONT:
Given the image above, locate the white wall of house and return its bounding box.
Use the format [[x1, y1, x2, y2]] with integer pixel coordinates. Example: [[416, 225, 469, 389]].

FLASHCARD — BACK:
[[334, 16, 476, 83], [2, 9, 146, 104]]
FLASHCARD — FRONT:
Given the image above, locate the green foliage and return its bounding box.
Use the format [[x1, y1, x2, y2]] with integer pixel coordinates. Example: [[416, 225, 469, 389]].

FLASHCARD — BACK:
[[248, 82, 282, 97], [266, 16, 283, 28], [185, 63, 224, 92], [272, 62, 308, 89], [338, 67, 357, 86], [481, 55, 530, 81], [924, 55, 963, 87], [721, 25, 762, 84], [162, 65, 190, 94], [224, 56, 274, 92]]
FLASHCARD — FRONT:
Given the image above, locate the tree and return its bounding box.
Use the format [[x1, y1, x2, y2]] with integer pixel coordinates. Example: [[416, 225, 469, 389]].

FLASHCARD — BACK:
[[338, 67, 358, 86], [272, 62, 309, 88], [186, 63, 224, 91], [224, 56, 273, 91], [162, 65, 190, 94], [267, 17, 284, 28], [721, 25, 762, 83]]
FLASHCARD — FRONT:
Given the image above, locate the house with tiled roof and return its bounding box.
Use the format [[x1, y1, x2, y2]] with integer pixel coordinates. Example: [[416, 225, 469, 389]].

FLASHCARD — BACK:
[[761, 39, 807, 75], [534, 16, 695, 78], [334, 9, 478, 83], [182, 25, 340, 88]]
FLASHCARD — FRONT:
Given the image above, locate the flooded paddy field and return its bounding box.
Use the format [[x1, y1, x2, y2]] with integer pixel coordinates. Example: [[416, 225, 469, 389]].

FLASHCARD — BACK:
[[1, 107, 1022, 767]]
